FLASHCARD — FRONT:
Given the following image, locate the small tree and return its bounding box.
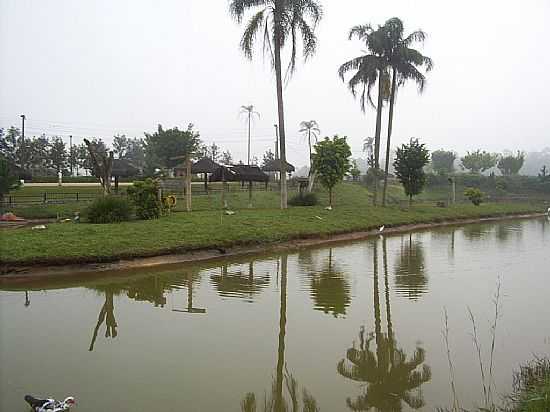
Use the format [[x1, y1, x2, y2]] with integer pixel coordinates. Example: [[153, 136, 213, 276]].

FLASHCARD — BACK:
[[464, 187, 484, 206], [393, 138, 430, 206], [220, 150, 233, 165], [497, 151, 524, 176], [461, 150, 498, 174], [84, 138, 114, 195], [350, 160, 361, 181], [262, 149, 275, 167], [311, 136, 352, 208], [431, 150, 456, 175], [0, 156, 21, 203], [48, 137, 68, 174]]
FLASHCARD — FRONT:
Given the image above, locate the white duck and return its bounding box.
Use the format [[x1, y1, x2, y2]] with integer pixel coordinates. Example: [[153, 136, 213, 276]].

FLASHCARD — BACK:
[[24, 395, 76, 412]]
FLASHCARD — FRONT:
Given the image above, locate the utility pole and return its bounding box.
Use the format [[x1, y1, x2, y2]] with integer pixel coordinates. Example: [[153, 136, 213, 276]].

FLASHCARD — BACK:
[[20, 114, 26, 169], [274, 124, 279, 159], [247, 111, 251, 165], [69, 135, 73, 176]]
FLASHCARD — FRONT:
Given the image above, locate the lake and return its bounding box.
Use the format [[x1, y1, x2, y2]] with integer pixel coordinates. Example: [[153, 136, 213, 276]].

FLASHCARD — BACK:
[[1, 217, 549, 411]]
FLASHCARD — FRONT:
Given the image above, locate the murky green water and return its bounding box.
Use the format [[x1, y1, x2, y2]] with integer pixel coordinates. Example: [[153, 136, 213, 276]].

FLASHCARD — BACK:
[[1, 218, 549, 411]]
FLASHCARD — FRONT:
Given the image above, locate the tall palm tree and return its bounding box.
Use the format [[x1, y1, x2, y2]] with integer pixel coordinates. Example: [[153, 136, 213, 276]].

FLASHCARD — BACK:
[[230, 0, 323, 209], [240, 105, 260, 165], [339, 24, 389, 205], [380, 18, 433, 206]]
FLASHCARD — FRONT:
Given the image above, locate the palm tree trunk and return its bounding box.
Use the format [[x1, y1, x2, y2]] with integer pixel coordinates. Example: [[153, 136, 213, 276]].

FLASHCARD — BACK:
[[372, 70, 385, 206], [382, 68, 397, 207], [273, 9, 288, 209]]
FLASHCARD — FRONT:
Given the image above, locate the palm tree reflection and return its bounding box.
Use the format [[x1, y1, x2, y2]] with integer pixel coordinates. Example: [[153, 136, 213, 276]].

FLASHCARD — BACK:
[[241, 254, 320, 412], [337, 239, 431, 410]]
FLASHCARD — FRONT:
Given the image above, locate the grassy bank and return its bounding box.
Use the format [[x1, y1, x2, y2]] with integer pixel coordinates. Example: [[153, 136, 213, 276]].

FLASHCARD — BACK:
[[0, 184, 544, 267]]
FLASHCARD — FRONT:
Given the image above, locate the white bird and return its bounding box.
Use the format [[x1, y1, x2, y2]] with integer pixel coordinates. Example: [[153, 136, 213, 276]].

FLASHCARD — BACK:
[[547, 207, 550, 216], [379, 225, 385, 232]]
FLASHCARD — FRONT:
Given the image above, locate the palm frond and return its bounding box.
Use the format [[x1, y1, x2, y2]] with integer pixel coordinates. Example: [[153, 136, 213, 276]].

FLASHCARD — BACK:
[[240, 10, 266, 59]]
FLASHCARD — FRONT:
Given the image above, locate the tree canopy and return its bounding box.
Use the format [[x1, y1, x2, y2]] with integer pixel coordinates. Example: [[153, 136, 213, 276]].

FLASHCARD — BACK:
[[311, 135, 352, 207], [497, 151, 524, 176], [461, 150, 498, 174], [393, 138, 430, 205], [144, 124, 201, 170], [431, 150, 456, 175]]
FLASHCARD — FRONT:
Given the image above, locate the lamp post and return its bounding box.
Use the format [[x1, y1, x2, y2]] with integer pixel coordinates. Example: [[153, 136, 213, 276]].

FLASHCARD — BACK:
[[20, 114, 26, 170]]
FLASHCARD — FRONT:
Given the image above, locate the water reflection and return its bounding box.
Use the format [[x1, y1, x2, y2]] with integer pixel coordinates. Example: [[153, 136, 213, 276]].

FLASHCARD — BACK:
[[338, 239, 431, 410], [394, 235, 428, 300], [210, 261, 270, 302], [310, 249, 351, 318], [172, 272, 206, 314], [89, 287, 118, 351], [241, 255, 320, 411]]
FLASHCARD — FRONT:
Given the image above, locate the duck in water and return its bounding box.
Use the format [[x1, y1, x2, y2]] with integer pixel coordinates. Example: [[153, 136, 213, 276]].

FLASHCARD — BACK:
[[24, 395, 76, 412]]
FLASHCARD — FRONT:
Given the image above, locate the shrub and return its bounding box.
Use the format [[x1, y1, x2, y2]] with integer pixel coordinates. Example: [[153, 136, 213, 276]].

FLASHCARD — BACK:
[[288, 192, 318, 206], [86, 196, 132, 223], [126, 178, 162, 220], [464, 187, 484, 206]]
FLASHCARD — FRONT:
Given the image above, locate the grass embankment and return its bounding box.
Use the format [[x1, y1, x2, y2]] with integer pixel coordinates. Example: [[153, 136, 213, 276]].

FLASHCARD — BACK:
[[0, 184, 544, 267]]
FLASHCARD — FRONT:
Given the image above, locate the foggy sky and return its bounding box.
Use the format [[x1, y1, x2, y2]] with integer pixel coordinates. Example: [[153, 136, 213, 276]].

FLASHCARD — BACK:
[[1, 0, 549, 167]]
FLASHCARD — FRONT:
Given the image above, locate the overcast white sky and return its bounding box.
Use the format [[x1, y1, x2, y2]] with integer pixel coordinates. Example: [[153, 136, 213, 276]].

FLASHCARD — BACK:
[[1, 0, 549, 167]]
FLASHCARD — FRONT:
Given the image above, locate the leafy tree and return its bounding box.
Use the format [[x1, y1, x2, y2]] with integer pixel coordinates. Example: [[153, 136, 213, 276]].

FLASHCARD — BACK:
[[497, 151, 524, 176], [68, 143, 79, 175], [350, 160, 361, 181], [339, 23, 388, 205], [311, 135, 352, 207], [261, 149, 275, 167], [145, 124, 201, 211], [112, 134, 130, 159], [431, 150, 456, 175], [77, 139, 107, 176], [393, 138, 430, 206], [0, 156, 21, 203], [48, 137, 68, 173], [144, 124, 201, 169], [84, 139, 114, 195], [460, 150, 498, 174], [380, 18, 433, 206], [208, 142, 220, 162], [220, 150, 233, 165], [230, 0, 323, 209], [539, 165, 548, 181], [29, 135, 50, 174], [127, 179, 162, 220], [125, 138, 145, 172]]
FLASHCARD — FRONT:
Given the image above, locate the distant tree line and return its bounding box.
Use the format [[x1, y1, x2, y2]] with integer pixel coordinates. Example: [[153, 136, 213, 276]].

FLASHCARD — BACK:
[[0, 125, 235, 180]]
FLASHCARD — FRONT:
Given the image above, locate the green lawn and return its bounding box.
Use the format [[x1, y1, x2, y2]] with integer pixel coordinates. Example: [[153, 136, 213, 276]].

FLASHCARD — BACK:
[[0, 183, 544, 266]]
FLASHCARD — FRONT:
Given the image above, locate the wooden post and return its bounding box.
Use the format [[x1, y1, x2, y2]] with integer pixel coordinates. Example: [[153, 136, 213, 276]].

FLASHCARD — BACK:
[[204, 173, 208, 193], [248, 181, 252, 208], [185, 157, 192, 212]]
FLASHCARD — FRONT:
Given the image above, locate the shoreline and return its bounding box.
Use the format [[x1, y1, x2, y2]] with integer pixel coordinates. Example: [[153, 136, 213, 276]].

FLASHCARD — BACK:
[[1, 211, 545, 282]]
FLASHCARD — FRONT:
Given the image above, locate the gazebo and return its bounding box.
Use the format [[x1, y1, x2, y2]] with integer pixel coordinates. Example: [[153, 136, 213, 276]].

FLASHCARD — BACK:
[[209, 165, 269, 207], [192, 157, 220, 192], [112, 159, 139, 192], [261, 159, 295, 181]]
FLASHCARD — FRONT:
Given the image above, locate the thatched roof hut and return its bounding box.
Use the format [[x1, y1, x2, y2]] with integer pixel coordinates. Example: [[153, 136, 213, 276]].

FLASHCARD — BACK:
[[261, 159, 295, 173], [191, 157, 220, 174], [209, 165, 269, 183], [112, 159, 139, 177]]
